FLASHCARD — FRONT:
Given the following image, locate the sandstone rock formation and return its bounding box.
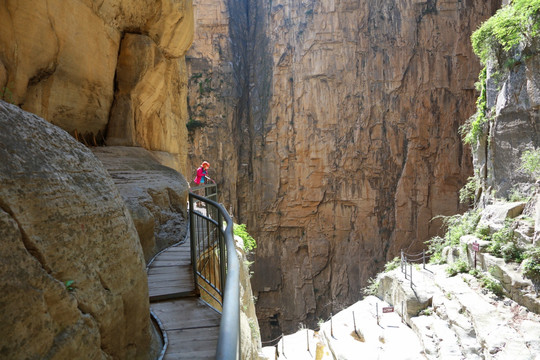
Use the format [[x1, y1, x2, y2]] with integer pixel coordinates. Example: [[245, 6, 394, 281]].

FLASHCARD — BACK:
[[93, 146, 189, 263], [0, 101, 160, 359], [0, 0, 193, 174], [188, 0, 502, 338]]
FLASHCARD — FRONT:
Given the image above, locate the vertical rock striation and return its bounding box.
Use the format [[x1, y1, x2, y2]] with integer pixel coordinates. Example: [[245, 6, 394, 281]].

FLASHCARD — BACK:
[[251, 0, 501, 338], [188, 0, 501, 339], [475, 39, 540, 201], [185, 0, 239, 204]]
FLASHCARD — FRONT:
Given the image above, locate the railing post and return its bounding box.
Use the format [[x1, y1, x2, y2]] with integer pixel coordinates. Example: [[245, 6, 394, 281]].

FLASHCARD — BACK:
[[189, 193, 198, 292], [422, 250, 426, 269], [404, 256, 407, 279], [218, 210, 226, 293], [330, 313, 334, 337]]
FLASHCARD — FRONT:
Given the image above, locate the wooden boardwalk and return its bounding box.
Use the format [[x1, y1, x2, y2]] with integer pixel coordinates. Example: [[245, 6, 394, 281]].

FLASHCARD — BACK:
[[148, 238, 221, 359]]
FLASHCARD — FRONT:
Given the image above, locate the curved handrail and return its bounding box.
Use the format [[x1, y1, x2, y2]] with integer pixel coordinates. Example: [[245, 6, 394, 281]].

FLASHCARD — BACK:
[[189, 191, 240, 360]]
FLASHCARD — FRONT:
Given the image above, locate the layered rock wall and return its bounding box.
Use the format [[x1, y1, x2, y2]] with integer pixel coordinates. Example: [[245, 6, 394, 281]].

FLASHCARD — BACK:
[[188, 0, 501, 338], [474, 39, 540, 201], [0, 101, 160, 359], [93, 147, 190, 263], [185, 0, 239, 204], [0, 0, 193, 174]]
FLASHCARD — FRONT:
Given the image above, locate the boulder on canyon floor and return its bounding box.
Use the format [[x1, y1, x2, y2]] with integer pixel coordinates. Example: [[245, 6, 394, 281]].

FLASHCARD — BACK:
[[0, 101, 160, 359]]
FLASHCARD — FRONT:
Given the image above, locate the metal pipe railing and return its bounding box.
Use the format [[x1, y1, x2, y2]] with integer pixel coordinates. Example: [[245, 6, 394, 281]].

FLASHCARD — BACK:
[[189, 190, 240, 360]]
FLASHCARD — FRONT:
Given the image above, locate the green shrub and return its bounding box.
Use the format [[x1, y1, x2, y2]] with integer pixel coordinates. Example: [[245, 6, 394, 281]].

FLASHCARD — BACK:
[[418, 307, 433, 316], [427, 210, 481, 263], [426, 236, 447, 264], [469, 268, 481, 278], [500, 241, 524, 263], [0, 84, 14, 104], [522, 248, 540, 294], [233, 223, 257, 252], [446, 260, 470, 277], [475, 225, 491, 240], [521, 148, 540, 180], [64, 280, 75, 291], [471, 0, 540, 66], [487, 223, 524, 262], [467, 1, 540, 146], [459, 174, 480, 204], [461, 68, 488, 145], [480, 274, 504, 297], [362, 277, 379, 297], [384, 257, 401, 272], [186, 118, 205, 131], [508, 187, 528, 202]]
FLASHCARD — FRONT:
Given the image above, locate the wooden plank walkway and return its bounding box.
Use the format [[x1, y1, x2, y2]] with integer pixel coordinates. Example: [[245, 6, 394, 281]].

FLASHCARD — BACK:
[[148, 237, 221, 359]]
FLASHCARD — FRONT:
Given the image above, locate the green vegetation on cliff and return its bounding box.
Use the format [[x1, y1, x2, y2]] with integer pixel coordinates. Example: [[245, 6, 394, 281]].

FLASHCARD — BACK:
[[233, 223, 257, 252], [461, 68, 488, 145], [463, 0, 540, 145], [471, 0, 540, 65], [521, 148, 540, 179]]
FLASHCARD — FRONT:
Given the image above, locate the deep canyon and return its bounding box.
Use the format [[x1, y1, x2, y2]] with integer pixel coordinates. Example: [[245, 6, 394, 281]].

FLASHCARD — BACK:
[[186, 0, 502, 339], [1, 0, 514, 349]]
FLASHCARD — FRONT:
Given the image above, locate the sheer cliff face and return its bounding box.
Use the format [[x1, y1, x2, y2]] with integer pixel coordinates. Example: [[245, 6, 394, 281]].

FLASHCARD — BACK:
[[476, 39, 540, 202], [189, 0, 501, 338], [186, 0, 239, 202]]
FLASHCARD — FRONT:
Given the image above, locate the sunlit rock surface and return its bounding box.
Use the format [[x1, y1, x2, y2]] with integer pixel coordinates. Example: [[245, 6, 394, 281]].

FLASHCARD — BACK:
[[474, 38, 540, 202], [0, 0, 193, 174], [93, 146, 189, 263], [0, 101, 160, 359]]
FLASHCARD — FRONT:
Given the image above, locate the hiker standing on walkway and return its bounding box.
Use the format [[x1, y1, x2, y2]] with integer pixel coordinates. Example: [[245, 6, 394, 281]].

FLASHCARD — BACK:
[[194, 161, 213, 185]]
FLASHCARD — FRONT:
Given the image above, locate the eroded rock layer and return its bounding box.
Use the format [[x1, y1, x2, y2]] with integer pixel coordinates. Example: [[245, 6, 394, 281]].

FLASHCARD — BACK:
[[0, 0, 193, 174], [188, 0, 501, 338], [93, 146, 189, 263], [0, 101, 160, 359]]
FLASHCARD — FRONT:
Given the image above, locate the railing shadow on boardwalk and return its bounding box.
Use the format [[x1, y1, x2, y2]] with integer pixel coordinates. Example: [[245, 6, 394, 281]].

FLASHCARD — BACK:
[[147, 183, 240, 360]]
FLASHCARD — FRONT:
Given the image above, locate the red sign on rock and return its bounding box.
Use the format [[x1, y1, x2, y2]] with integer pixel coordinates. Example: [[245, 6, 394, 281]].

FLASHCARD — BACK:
[[472, 241, 480, 252], [382, 306, 394, 313]]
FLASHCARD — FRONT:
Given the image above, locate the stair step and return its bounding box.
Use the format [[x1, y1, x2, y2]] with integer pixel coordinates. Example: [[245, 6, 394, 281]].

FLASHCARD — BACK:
[[150, 290, 199, 303]]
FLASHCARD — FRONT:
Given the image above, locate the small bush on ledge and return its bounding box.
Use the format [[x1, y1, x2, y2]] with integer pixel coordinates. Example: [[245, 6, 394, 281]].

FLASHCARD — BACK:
[[523, 248, 540, 295], [384, 257, 401, 272], [446, 260, 470, 277], [186, 118, 205, 131], [233, 223, 257, 252]]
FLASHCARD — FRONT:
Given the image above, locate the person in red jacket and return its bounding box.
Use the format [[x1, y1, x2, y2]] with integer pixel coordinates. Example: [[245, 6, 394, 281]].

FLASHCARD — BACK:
[[194, 161, 212, 185]]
